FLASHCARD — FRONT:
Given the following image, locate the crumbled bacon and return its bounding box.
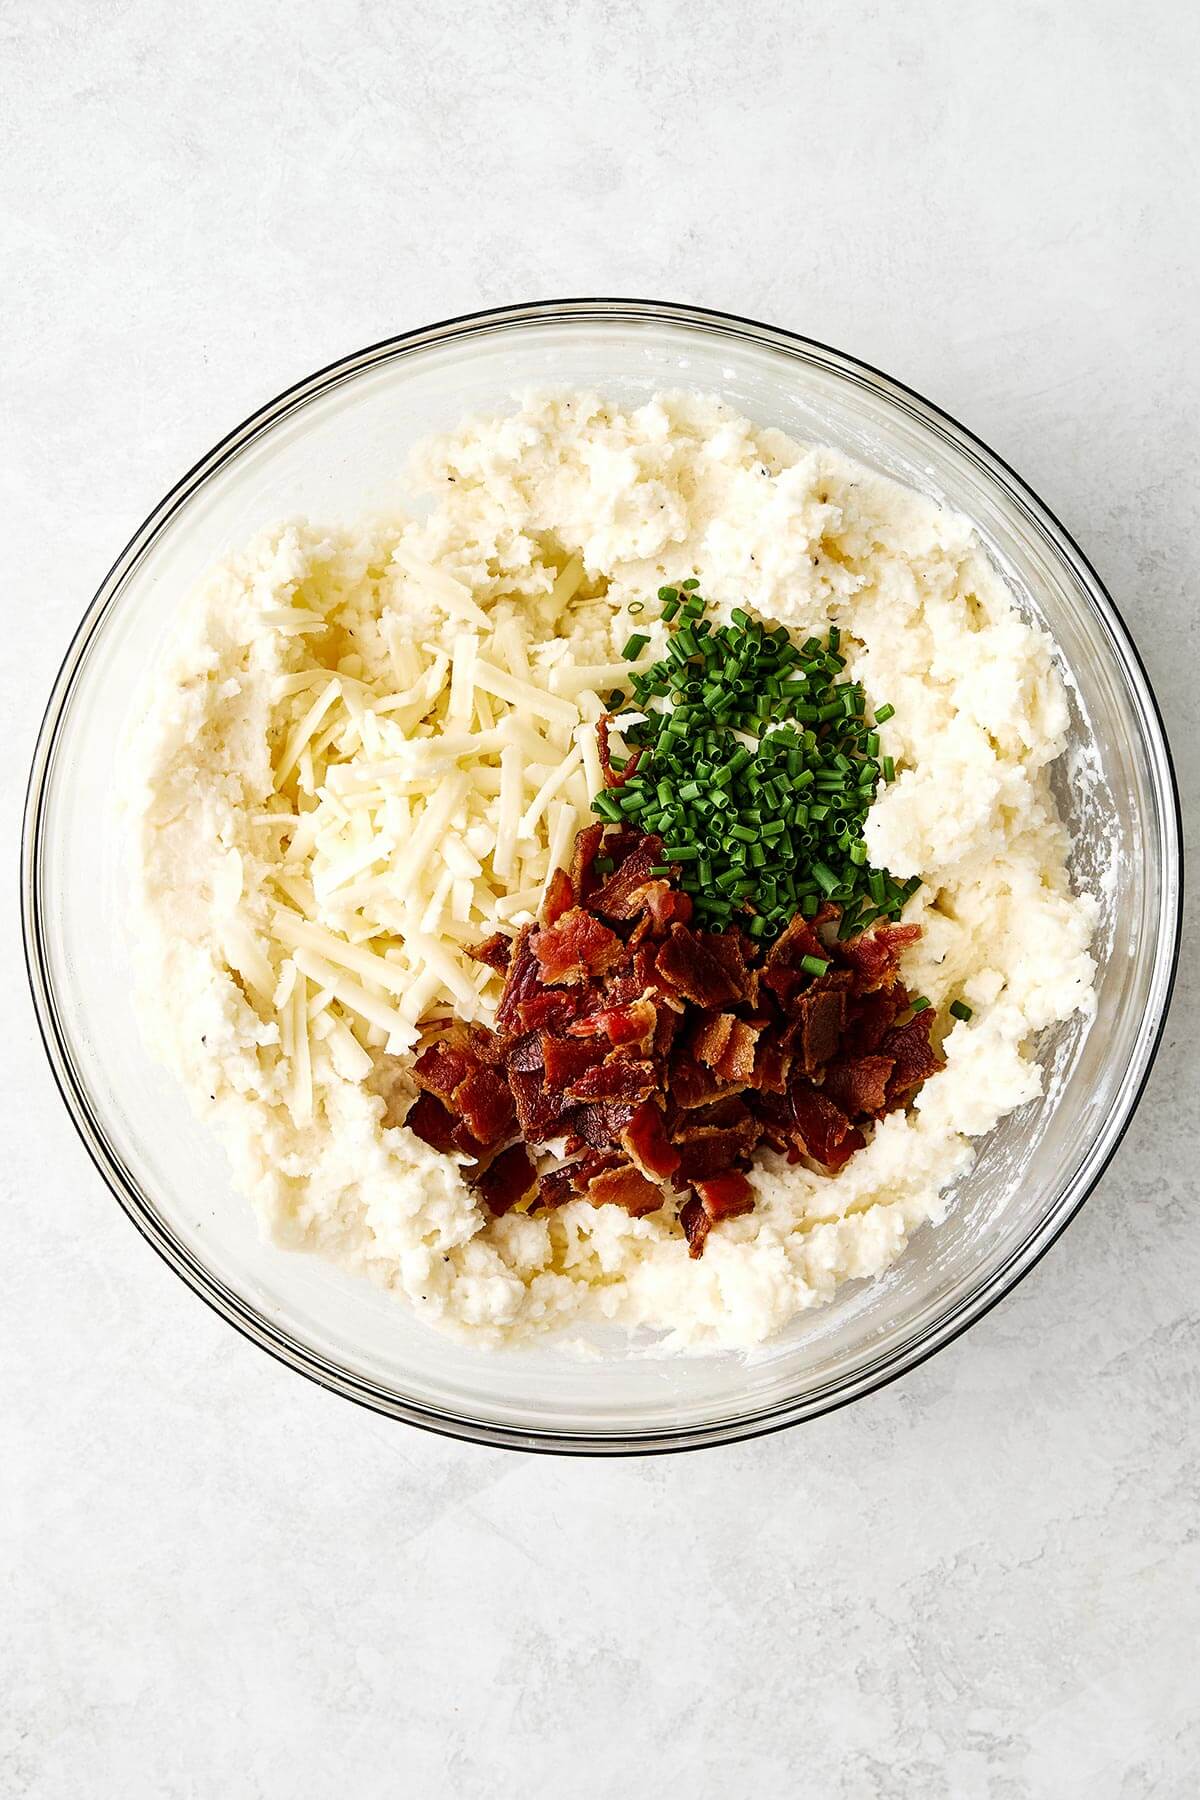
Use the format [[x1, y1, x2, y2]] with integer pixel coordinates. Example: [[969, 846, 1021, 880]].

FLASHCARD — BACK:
[[532, 908, 623, 985], [821, 1053, 894, 1118], [787, 980, 849, 1076], [454, 1066, 515, 1147], [412, 1033, 478, 1103], [473, 1143, 536, 1216], [655, 925, 743, 1007], [405, 1090, 470, 1156], [692, 1012, 759, 1084], [838, 923, 922, 991], [673, 1118, 759, 1184], [679, 1196, 711, 1259], [790, 1084, 864, 1171], [566, 1057, 657, 1105], [879, 1009, 943, 1106], [596, 713, 645, 789], [567, 998, 657, 1048], [541, 1033, 602, 1088], [494, 926, 539, 1034], [585, 1160, 662, 1216], [621, 1100, 681, 1179], [543, 867, 575, 927], [508, 1065, 568, 1141], [669, 1050, 736, 1111], [402, 822, 944, 1255], [466, 931, 513, 973], [589, 835, 669, 921], [572, 1099, 638, 1150], [516, 987, 585, 1033], [569, 821, 607, 905], [696, 1170, 755, 1221], [537, 1162, 583, 1210]]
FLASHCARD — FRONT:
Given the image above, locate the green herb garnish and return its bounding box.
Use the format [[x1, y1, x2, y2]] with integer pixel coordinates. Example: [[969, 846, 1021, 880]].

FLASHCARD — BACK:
[[594, 590, 913, 936]]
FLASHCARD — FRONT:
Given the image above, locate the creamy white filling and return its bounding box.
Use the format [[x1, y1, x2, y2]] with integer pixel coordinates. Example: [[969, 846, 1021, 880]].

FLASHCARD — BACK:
[[126, 390, 1097, 1349]]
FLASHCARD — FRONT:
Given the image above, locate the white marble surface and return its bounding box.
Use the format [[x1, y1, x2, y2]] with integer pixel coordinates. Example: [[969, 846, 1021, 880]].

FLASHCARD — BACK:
[[4, 3, 1198, 1794]]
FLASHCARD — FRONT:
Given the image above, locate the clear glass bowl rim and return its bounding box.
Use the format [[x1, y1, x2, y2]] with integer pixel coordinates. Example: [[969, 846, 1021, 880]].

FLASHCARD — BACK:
[[21, 296, 1184, 1456]]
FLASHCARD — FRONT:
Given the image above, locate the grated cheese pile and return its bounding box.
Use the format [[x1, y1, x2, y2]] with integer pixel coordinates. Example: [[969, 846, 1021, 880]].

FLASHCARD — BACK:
[[256, 556, 620, 1078]]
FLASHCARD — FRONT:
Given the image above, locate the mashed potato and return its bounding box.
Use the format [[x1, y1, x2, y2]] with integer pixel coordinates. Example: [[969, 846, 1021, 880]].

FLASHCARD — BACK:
[[126, 391, 1097, 1349]]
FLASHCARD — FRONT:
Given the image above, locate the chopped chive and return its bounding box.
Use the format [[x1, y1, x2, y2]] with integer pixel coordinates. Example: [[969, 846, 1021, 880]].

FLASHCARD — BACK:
[[800, 954, 830, 977], [949, 1000, 973, 1021], [874, 703, 895, 724], [588, 603, 906, 937], [910, 995, 931, 1013]]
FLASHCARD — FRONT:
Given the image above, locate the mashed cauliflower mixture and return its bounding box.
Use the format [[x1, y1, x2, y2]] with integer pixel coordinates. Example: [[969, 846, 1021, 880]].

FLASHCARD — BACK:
[[127, 392, 1097, 1348]]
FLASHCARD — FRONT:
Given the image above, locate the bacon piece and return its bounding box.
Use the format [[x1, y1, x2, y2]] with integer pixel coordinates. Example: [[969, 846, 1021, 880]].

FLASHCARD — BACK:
[[572, 1100, 637, 1150], [672, 1120, 759, 1184], [593, 963, 643, 1009], [508, 1065, 569, 1141], [567, 1057, 657, 1105], [703, 930, 759, 1006], [789, 981, 849, 1076], [494, 925, 539, 1034], [567, 998, 657, 1049], [790, 1084, 865, 1171], [454, 1066, 514, 1147], [541, 1033, 603, 1087], [537, 1162, 583, 1210], [749, 1036, 791, 1093], [676, 1094, 754, 1132], [533, 908, 623, 986], [620, 1100, 680, 1179], [709, 1016, 760, 1084], [503, 1029, 544, 1074], [515, 987, 586, 1033], [569, 821, 607, 905], [473, 1143, 536, 1216], [761, 912, 831, 1004], [696, 1170, 755, 1221], [679, 1197, 711, 1259], [589, 835, 667, 921], [405, 1091, 478, 1157], [745, 1084, 795, 1153], [596, 714, 645, 789], [821, 1054, 895, 1119], [584, 1160, 663, 1217], [652, 1005, 680, 1060], [690, 1010, 761, 1084], [838, 923, 922, 992], [879, 1009, 944, 1109], [654, 925, 742, 1007], [669, 1051, 734, 1110], [843, 985, 907, 1056], [412, 1034, 480, 1102], [543, 867, 575, 927], [465, 931, 512, 973], [629, 882, 694, 945], [692, 1011, 733, 1065]]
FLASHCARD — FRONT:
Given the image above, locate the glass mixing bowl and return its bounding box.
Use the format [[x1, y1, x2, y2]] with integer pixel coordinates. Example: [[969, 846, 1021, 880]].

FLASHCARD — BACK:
[[22, 300, 1182, 1454]]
